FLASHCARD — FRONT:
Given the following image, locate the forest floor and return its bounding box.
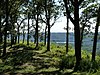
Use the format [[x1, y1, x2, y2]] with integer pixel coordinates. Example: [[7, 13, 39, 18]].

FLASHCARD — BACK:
[[0, 42, 100, 75]]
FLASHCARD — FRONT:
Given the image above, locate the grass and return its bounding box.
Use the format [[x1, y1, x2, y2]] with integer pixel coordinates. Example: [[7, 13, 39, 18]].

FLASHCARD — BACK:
[[0, 42, 100, 75]]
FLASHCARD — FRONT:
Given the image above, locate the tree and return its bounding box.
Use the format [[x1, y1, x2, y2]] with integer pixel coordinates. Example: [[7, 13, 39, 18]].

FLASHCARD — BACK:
[[27, 13, 30, 45], [44, 26, 47, 45], [63, 0, 85, 70], [16, 17, 27, 44], [33, 0, 42, 48], [63, 0, 99, 70], [79, 1, 98, 61], [79, 0, 98, 47], [0, 1, 2, 43], [63, 1, 69, 53], [3, 0, 9, 56], [66, 16, 69, 53], [46, 0, 51, 51], [0, 13, 2, 43], [26, 0, 45, 48], [74, 0, 82, 69], [35, 13, 39, 48], [0, 0, 26, 49], [92, 6, 100, 61], [40, 0, 61, 51], [0, 1, 6, 44], [22, 23, 26, 44], [63, 13, 69, 53], [0, 0, 2, 43]]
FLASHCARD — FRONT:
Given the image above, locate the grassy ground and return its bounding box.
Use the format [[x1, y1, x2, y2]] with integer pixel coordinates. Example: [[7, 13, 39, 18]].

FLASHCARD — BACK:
[[0, 42, 100, 75]]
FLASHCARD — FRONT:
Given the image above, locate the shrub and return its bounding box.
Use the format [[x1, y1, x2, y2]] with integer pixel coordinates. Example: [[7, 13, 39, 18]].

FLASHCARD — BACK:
[[78, 59, 99, 73], [59, 55, 75, 70]]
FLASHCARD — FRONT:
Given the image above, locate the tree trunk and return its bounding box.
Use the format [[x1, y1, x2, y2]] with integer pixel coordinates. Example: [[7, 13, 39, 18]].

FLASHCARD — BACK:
[[80, 14, 88, 48], [0, 0, 2, 43], [36, 14, 39, 48], [46, 0, 51, 51], [92, 6, 100, 61], [44, 26, 47, 45], [80, 24, 85, 47], [23, 30, 25, 43], [0, 15, 2, 43], [18, 25, 20, 44], [15, 35, 17, 44], [27, 13, 29, 45], [11, 34, 13, 47], [11, 34, 14, 47], [34, 32, 36, 44], [63, 0, 82, 71], [74, 0, 81, 70], [3, 30, 7, 56], [47, 17, 50, 51], [66, 16, 69, 53], [3, 0, 9, 56]]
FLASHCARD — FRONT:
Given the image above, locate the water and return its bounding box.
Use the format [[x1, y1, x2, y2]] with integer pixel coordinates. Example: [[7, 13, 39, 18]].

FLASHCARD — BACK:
[[51, 32, 100, 54], [8, 32, 100, 53]]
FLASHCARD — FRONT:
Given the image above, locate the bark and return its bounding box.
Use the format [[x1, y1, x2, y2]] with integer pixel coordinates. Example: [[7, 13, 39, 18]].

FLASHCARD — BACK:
[[0, 15, 2, 43], [34, 31, 36, 44], [15, 35, 17, 44], [36, 14, 39, 48], [47, 17, 50, 51], [3, 30, 7, 56], [66, 16, 69, 53], [92, 6, 100, 61], [74, 0, 81, 70], [27, 13, 29, 45], [11, 34, 14, 47], [64, 0, 81, 70], [18, 25, 20, 44], [44, 26, 47, 45], [10, 15, 14, 46], [3, 0, 9, 56], [23, 30, 25, 43], [0, 0, 2, 43], [11, 34, 13, 47], [63, 0, 75, 25], [80, 24, 85, 47], [44, 0, 48, 46], [45, 0, 51, 51]]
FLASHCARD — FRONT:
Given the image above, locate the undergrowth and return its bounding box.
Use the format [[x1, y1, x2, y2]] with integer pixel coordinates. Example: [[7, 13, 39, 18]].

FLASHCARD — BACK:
[[0, 42, 100, 75]]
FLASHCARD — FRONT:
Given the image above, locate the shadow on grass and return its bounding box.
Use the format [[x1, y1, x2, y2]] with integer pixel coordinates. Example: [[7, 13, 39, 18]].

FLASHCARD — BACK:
[[0, 44, 61, 75], [0, 44, 76, 75]]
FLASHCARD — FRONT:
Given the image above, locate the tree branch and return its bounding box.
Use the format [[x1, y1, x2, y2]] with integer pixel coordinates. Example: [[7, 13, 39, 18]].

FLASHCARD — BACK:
[[78, 0, 84, 5], [39, 15, 47, 24], [19, 18, 27, 26], [70, 0, 74, 6], [63, 0, 75, 25], [50, 17, 60, 28]]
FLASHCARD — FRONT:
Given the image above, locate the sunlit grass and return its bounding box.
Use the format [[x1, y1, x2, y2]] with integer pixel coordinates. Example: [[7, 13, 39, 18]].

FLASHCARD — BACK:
[[0, 42, 100, 74]]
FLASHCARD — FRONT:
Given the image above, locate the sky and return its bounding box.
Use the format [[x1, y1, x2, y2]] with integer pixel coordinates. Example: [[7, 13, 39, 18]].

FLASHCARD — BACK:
[[20, 10, 97, 33], [50, 16, 74, 32], [21, 14, 97, 33], [50, 16, 99, 33], [18, 1, 100, 33], [19, 15, 74, 33]]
